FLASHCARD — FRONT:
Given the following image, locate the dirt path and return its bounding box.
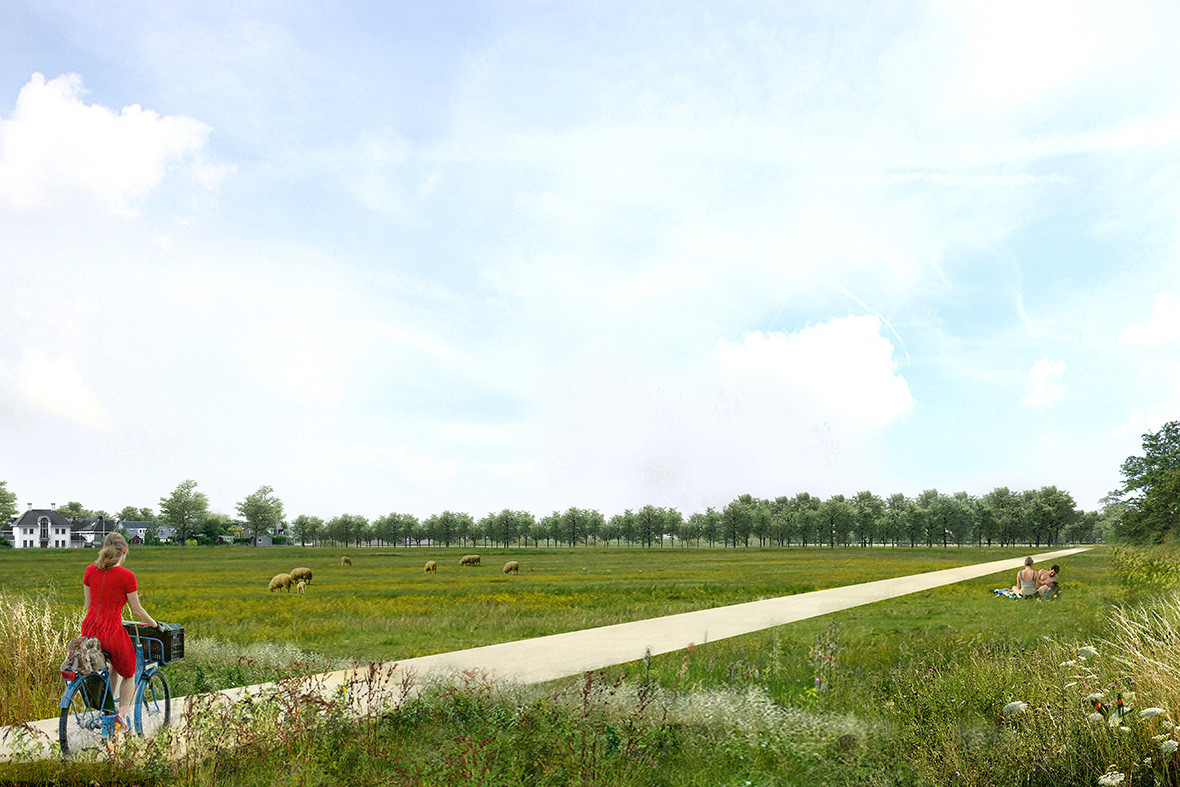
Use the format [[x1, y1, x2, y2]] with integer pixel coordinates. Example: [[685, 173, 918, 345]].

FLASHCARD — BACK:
[[0, 547, 1091, 760]]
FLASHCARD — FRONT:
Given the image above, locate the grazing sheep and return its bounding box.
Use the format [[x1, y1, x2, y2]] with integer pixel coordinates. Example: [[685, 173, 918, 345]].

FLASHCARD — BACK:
[[290, 567, 313, 584], [341, 556, 352, 566], [459, 554, 481, 566], [424, 560, 437, 573], [503, 561, 520, 574], [269, 573, 294, 592], [296, 580, 306, 594]]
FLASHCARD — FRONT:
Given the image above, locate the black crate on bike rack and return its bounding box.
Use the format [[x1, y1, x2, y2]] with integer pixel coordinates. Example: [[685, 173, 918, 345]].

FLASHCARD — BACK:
[[123, 622, 185, 663]]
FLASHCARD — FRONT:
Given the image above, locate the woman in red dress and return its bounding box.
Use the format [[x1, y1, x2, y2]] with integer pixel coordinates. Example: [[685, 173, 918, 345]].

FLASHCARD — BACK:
[[81, 532, 158, 728]]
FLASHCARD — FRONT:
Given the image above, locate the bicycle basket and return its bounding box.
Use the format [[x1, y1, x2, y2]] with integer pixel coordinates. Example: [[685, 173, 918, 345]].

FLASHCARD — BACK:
[[123, 622, 185, 663]]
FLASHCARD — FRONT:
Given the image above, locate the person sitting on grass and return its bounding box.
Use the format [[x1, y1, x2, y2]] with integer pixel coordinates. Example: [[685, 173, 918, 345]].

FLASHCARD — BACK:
[[1037, 564, 1060, 597], [1011, 557, 1038, 597]]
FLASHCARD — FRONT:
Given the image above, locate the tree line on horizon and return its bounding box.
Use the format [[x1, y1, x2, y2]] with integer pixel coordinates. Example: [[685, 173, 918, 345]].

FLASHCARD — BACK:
[[3, 420, 1177, 549]]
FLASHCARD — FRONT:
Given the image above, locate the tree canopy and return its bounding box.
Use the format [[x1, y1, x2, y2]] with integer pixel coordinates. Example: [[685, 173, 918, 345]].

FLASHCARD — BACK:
[[0, 481, 16, 522], [1115, 420, 1180, 544], [159, 479, 210, 545]]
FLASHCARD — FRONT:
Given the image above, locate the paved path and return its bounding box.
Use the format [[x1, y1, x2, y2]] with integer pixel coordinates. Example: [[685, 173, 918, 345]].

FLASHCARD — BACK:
[[0, 547, 1091, 760]]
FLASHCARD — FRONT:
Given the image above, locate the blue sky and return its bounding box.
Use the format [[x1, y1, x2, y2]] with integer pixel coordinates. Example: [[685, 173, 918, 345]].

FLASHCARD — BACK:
[[2, 1, 1178, 522]]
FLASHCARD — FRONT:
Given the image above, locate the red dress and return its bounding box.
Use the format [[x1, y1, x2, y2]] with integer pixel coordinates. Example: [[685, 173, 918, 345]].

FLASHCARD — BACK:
[[81, 564, 138, 678]]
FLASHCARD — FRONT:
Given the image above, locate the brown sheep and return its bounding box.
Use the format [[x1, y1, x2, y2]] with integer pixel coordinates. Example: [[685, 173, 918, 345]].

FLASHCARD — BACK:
[[296, 580, 306, 594], [503, 561, 520, 574], [269, 573, 294, 592], [290, 567, 313, 584], [424, 560, 438, 573], [459, 554, 481, 566], [341, 556, 352, 566]]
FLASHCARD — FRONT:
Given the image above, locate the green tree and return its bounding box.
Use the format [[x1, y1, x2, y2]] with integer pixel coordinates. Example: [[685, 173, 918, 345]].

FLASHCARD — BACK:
[[118, 506, 154, 522], [819, 495, 854, 548], [0, 481, 17, 523], [159, 480, 209, 546], [852, 491, 885, 547], [291, 514, 325, 546], [198, 513, 229, 545], [1115, 421, 1180, 544], [236, 485, 285, 546], [58, 501, 94, 520]]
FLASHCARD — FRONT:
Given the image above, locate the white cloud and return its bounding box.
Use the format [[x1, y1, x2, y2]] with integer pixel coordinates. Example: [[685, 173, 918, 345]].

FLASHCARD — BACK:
[[12, 349, 111, 430], [717, 317, 914, 430], [1122, 291, 1180, 347], [1022, 357, 1067, 407], [0, 72, 214, 215]]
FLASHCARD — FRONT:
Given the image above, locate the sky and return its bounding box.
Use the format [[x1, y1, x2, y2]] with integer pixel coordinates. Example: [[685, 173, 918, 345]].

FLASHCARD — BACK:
[[2, 1, 1179, 523]]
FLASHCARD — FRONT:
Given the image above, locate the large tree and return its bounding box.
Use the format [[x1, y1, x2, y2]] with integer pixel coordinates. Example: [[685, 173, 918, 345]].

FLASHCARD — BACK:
[[159, 480, 209, 545], [237, 485, 285, 546], [1116, 421, 1180, 543], [0, 481, 17, 522]]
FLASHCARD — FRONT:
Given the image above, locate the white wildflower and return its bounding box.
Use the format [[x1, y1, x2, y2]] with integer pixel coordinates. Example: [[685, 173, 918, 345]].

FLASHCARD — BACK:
[[1061, 660, 1077, 667], [1166, 721, 1176, 730], [1153, 734, 1170, 742], [1088, 713, 1104, 722], [1140, 708, 1167, 719], [1097, 770, 1125, 785], [1003, 701, 1028, 714], [1163, 740, 1179, 755], [1120, 726, 1132, 733], [1078, 646, 1099, 659], [1086, 693, 1106, 704]]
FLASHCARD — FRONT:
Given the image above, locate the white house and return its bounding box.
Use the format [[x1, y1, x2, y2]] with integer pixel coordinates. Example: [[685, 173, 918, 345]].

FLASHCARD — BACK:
[[5, 508, 75, 549]]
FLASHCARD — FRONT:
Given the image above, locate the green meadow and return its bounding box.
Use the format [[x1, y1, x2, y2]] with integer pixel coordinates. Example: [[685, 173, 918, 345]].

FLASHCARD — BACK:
[[0, 544, 1092, 665], [9, 544, 1177, 786]]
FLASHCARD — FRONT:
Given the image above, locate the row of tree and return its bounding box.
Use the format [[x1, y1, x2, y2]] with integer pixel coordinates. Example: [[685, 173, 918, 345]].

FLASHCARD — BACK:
[[5, 420, 1177, 548], [280, 485, 1103, 549]]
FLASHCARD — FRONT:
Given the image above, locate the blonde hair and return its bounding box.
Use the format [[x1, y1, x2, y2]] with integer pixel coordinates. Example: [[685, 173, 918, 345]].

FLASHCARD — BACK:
[[94, 532, 128, 570]]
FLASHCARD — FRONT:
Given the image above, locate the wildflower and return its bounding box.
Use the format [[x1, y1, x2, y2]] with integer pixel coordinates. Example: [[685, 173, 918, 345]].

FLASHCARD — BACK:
[[1061, 660, 1077, 667], [1120, 726, 1132, 733], [1153, 734, 1170, 742], [1097, 770, 1125, 785], [1163, 740, 1179, 755], [1140, 708, 1167, 719], [1086, 693, 1106, 704], [1003, 701, 1028, 714], [1088, 712, 1104, 722], [1166, 721, 1176, 730], [1078, 646, 1099, 659]]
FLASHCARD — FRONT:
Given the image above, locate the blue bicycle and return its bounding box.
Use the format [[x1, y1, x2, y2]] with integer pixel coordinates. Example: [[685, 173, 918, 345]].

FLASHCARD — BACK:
[[58, 621, 183, 756]]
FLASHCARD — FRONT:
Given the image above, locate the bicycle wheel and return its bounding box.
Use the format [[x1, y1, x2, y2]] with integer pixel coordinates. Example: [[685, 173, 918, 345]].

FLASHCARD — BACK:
[[59, 677, 108, 756], [133, 669, 171, 739]]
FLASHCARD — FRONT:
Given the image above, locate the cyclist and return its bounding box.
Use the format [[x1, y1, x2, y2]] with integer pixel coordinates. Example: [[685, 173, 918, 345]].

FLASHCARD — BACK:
[[80, 532, 159, 731]]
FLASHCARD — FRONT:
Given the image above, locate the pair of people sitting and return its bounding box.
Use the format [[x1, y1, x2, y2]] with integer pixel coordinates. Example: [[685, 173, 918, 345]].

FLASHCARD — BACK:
[[1011, 557, 1060, 598]]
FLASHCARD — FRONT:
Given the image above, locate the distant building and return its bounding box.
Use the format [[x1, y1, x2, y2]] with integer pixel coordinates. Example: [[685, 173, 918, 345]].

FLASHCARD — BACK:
[[5, 508, 76, 549]]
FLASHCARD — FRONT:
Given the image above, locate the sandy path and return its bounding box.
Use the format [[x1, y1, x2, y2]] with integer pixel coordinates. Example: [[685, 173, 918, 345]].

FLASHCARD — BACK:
[[0, 547, 1091, 760]]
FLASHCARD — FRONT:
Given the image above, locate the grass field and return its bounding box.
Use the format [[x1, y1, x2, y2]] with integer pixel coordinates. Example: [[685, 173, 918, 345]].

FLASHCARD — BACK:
[[7, 543, 1168, 786], [0, 544, 1098, 664]]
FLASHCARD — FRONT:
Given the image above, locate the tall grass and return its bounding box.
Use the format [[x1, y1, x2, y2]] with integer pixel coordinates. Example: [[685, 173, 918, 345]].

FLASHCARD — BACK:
[[0, 594, 81, 724]]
